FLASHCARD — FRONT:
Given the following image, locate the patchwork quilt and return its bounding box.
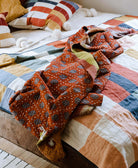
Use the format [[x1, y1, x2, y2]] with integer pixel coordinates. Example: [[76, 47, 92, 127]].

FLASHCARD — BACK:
[[0, 15, 138, 168]]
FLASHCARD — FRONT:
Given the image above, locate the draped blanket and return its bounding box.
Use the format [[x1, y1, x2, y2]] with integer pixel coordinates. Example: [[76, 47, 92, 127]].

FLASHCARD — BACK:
[[9, 25, 134, 164]]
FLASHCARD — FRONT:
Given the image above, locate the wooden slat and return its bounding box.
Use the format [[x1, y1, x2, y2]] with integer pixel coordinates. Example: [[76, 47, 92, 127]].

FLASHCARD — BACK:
[[0, 138, 59, 168]]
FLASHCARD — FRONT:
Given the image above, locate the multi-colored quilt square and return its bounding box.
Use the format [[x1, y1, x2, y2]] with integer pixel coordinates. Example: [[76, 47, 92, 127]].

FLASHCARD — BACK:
[[102, 15, 138, 31]]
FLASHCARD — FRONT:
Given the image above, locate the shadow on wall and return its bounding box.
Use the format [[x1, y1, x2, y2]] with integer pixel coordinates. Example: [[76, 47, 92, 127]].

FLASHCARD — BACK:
[[70, 0, 138, 16]]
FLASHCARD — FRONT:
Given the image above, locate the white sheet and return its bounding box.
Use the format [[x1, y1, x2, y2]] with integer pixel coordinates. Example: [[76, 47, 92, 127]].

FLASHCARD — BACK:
[[0, 9, 121, 54]]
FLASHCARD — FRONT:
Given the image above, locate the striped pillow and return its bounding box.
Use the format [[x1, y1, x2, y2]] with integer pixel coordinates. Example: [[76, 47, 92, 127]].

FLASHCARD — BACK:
[[46, 0, 80, 30], [27, 0, 60, 27], [8, 0, 38, 29], [9, 0, 60, 29], [8, 0, 37, 30], [0, 12, 15, 48], [8, 7, 38, 29]]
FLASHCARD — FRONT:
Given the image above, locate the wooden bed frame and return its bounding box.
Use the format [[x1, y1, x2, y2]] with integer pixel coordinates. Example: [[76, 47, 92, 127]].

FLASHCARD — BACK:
[[0, 110, 137, 168], [0, 110, 97, 168]]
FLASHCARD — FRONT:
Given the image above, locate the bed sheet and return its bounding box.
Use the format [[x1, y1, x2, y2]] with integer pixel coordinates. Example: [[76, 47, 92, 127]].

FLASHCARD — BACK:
[[0, 9, 121, 54], [0, 15, 138, 168]]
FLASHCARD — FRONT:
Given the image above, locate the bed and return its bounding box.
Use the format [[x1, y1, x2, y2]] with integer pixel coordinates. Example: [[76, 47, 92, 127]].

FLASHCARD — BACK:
[[0, 1, 138, 168]]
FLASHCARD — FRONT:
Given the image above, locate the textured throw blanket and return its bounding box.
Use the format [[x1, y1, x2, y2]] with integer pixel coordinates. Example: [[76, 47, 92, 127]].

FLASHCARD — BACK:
[[9, 25, 131, 164]]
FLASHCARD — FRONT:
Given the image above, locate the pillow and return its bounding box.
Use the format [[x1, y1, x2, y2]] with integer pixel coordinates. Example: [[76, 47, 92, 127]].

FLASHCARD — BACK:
[[9, 0, 80, 31], [27, 0, 60, 27], [0, 0, 28, 23], [8, 0, 38, 29], [0, 12, 15, 48], [9, 0, 59, 29], [8, 8, 38, 30], [46, 0, 80, 30]]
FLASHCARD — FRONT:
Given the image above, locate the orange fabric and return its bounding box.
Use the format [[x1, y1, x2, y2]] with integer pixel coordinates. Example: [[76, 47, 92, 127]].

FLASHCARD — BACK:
[[9, 26, 123, 139], [27, 17, 46, 27], [9, 26, 126, 164], [9, 59, 102, 138], [31, 6, 52, 13]]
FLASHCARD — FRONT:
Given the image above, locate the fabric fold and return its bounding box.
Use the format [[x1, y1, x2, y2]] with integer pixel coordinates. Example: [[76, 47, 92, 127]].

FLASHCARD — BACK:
[[9, 25, 127, 164]]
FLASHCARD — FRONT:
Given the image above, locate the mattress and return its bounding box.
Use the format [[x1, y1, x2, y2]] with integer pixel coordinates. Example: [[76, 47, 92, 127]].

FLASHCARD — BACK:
[[0, 14, 138, 168]]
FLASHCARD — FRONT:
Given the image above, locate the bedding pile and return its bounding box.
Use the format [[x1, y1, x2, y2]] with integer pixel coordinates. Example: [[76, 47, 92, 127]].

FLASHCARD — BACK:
[[0, 0, 81, 51], [0, 0, 122, 54], [9, 25, 124, 163], [0, 13, 138, 168]]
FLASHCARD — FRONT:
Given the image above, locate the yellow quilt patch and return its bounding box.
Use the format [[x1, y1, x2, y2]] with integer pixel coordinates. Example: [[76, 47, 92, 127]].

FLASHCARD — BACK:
[[0, 84, 6, 102], [0, 54, 15, 68], [1, 63, 34, 77]]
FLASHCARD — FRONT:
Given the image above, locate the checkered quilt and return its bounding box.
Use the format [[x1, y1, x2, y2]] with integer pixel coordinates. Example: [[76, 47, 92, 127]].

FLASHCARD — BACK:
[[0, 15, 138, 168]]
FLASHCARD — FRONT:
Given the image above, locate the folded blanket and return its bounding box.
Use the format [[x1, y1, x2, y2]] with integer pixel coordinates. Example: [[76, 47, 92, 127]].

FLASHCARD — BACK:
[[9, 25, 126, 165]]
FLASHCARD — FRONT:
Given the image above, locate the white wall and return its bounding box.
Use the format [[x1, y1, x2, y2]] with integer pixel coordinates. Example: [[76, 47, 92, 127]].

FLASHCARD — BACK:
[[71, 0, 138, 16]]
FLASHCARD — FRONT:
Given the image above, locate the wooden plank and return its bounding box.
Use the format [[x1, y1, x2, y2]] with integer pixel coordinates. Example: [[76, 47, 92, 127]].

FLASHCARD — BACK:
[[46, 164, 60, 168], [17, 150, 39, 165], [0, 138, 26, 157], [30, 157, 51, 168], [0, 110, 42, 157], [0, 138, 59, 168], [25, 165, 35, 168]]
